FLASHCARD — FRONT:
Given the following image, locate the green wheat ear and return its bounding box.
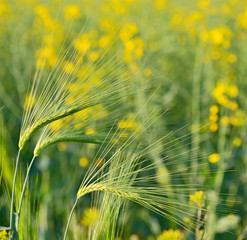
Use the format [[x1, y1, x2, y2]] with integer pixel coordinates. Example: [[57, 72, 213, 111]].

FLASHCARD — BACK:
[[77, 183, 139, 200]]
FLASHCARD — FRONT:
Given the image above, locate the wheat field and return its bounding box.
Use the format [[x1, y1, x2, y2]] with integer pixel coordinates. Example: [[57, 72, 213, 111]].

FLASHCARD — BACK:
[[0, 0, 247, 240]]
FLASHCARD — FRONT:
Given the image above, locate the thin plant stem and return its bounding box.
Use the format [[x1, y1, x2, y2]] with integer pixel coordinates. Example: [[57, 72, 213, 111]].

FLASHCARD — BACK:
[[63, 198, 78, 240], [16, 155, 36, 227], [9, 149, 21, 238]]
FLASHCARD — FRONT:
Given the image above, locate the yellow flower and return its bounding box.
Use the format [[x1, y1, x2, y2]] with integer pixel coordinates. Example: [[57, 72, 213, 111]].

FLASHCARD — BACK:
[[208, 153, 220, 163], [233, 137, 242, 147], [226, 84, 239, 98], [85, 127, 95, 135], [210, 105, 219, 115], [158, 229, 184, 240], [74, 34, 91, 54], [0, 230, 8, 240], [118, 119, 138, 130], [210, 28, 224, 45], [189, 191, 204, 208], [227, 53, 238, 63], [57, 143, 67, 152], [209, 114, 218, 122], [63, 61, 76, 74], [79, 157, 89, 167], [155, 0, 167, 11], [144, 68, 152, 77], [24, 94, 36, 110], [80, 207, 100, 226], [63, 5, 81, 21], [88, 51, 99, 61], [198, 0, 210, 9], [209, 123, 218, 132], [221, 116, 230, 126], [157, 166, 170, 184], [50, 119, 63, 132]]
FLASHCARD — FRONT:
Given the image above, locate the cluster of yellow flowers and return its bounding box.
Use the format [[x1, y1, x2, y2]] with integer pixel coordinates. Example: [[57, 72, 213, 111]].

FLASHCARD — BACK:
[[157, 229, 184, 240], [189, 190, 205, 208]]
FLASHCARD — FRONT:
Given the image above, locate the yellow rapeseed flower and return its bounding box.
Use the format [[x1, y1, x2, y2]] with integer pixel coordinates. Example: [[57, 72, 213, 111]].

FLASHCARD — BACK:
[[226, 84, 239, 98], [233, 137, 242, 147], [88, 51, 99, 61], [118, 119, 138, 130], [157, 229, 184, 240], [221, 116, 230, 126], [63, 5, 81, 21], [209, 123, 218, 132], [0, 230, 8, 240], [57, 143, 67, 152], [210, 105, 219, 114], [208, 153, 220, 163], [80, 207, 100, 226], [85, 127, 95, 135], [79, 157, 89, 167], [24, 94, 36, 110], [189, 190, 204, 208]]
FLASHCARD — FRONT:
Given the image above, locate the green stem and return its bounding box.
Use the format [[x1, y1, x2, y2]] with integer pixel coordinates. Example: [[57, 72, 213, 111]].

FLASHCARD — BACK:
[[191, 45, 203, 182], [9, 149, 21, 239], [63, 198, 78, 240], [16, 155, 36, 229]]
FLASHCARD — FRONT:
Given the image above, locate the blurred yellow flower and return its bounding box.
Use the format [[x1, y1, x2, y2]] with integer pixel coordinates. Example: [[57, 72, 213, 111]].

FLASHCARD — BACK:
[[226, 84, 239, 98], [89, 51, 99, 61], [0, 230, 8, 240], [24, 94, 36, 110], [63, 5, 81, 21], [209, 123, 218, 132], [118, 119, 137, 130], [221, 116, 230, 126], [144, 68, 152, 77], [50, 119, 63, 132], [158, 229, 184, 240], [80, 207, 100, 226], [57, 143, 67, 152], [210, 105, 219, 115], [85, 127, 95, 135], [208, 153, 220, 163], [189, 190, 204, 207], [233, 137, 242, 147], [79, 157, 89, 167]]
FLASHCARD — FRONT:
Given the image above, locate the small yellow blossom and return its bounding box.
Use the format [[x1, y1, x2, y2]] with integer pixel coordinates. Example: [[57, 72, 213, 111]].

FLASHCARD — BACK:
[[209, 153, 220, 163], [189, 190, 204, 207], [57, 143, 67, 152], [0, 230, 8, 240], [130, 234, 140, 240], [85, 127, 95, 135], [80, 207, 100, 226], [157, 167, 170, 184], [227, 53, 238, 63], [24, 94, 36, 110], [155, 0, 167, 11], [233, 137, 242, 147], [157, 229, 184, 240], [63, 61, 76, 74], [118, 119, 137, 130], [144, 68, 152, 77], [210, 105, 219, 115], [226, 84, 239, 98], [63, 5, 81, 21], [221, 116, 230, 126], [50, 119, 63, 132], [79, 157, 89, 167], [209, 114, 218, 122], [198, 0, 210, 9], [209, 123, 218, 132], [89, 51, 99, 61]]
